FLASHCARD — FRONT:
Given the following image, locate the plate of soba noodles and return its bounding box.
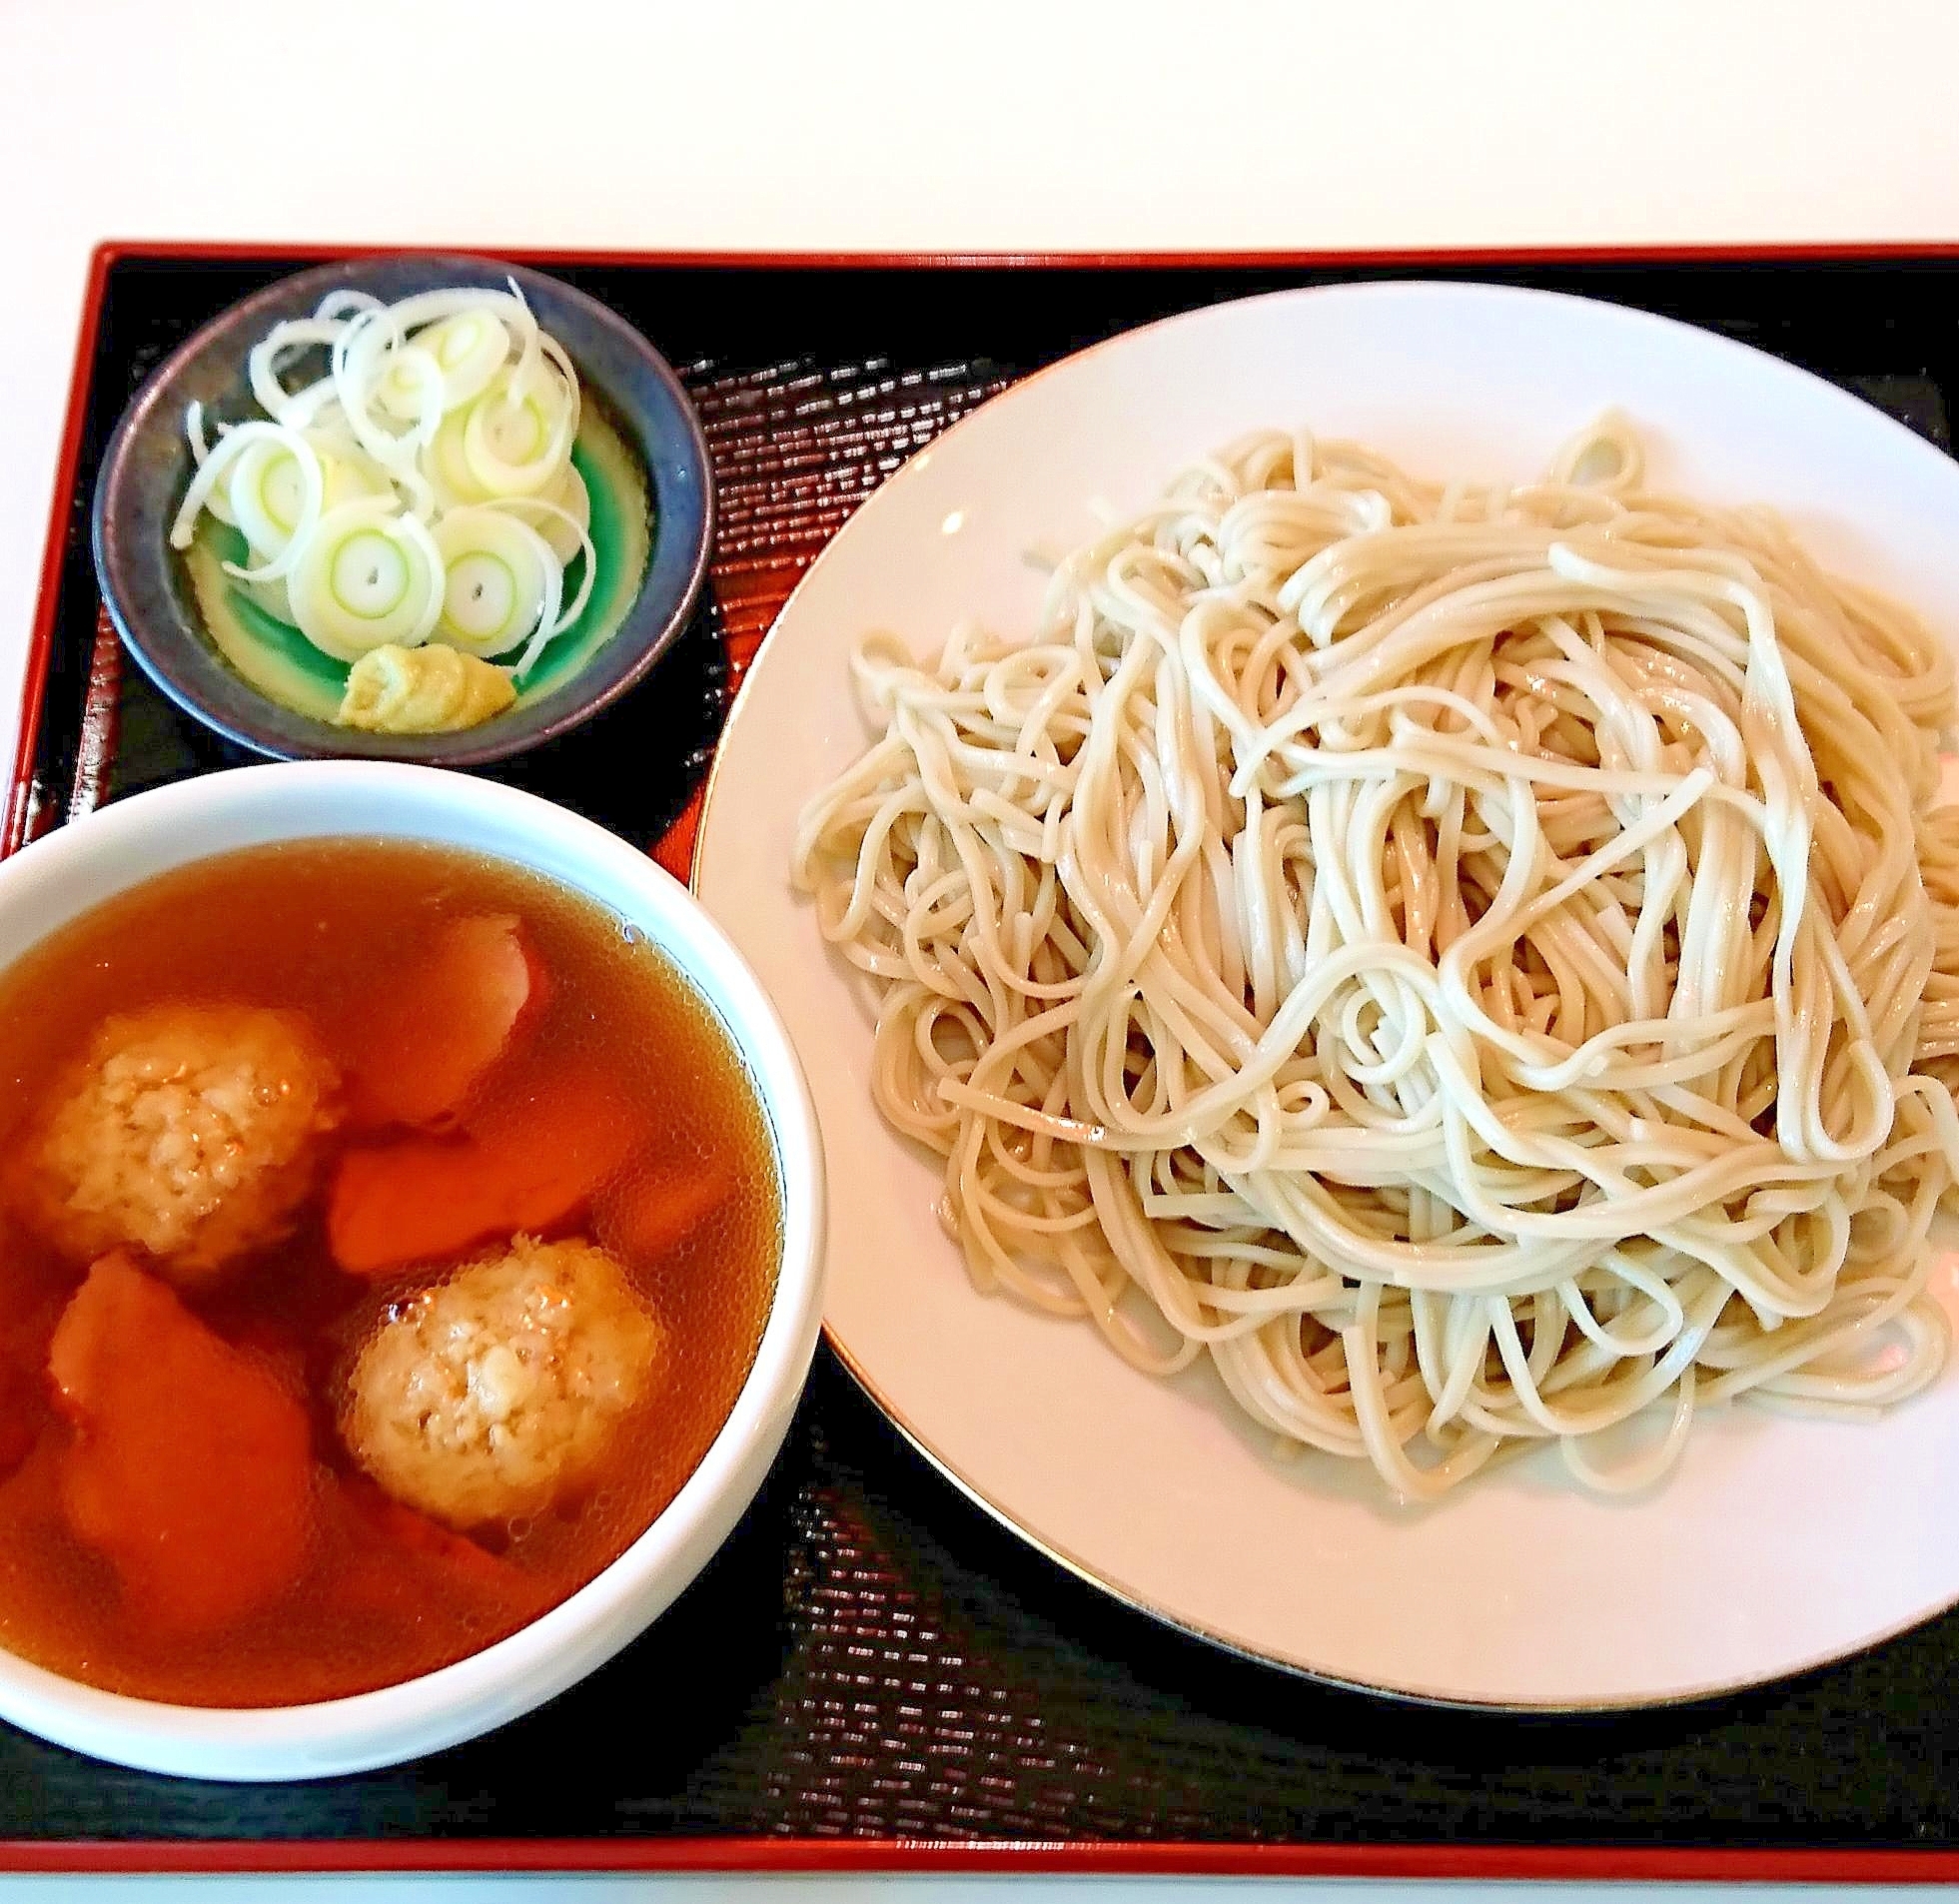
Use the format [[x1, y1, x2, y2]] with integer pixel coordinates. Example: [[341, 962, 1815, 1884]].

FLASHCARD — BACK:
[[692, 280, 1959, 1708]]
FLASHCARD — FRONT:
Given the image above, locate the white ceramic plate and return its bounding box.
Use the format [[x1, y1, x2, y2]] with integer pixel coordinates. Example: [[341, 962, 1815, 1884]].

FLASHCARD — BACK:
[[693, 281, 1959, 1708]]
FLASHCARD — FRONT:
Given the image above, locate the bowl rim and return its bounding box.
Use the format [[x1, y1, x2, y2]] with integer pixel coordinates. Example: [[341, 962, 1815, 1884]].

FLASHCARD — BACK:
[[90, 254, 716, 767], [0, 762, 824, 1779]]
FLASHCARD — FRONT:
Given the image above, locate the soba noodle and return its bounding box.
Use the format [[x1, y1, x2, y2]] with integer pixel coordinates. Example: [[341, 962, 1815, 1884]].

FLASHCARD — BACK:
[[792, 416, 1959, 1499]]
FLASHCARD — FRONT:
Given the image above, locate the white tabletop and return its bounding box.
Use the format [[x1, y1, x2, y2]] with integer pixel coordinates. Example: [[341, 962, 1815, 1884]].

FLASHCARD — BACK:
[[2, 0, 1957, 1887]]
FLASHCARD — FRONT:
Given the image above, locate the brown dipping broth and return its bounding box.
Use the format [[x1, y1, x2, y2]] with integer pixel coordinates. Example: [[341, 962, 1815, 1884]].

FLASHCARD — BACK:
[[0, 840, 780, 1706]]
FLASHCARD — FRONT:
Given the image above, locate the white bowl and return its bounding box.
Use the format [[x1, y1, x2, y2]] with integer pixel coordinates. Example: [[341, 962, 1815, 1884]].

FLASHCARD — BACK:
[[0, 761, 826, 1780]]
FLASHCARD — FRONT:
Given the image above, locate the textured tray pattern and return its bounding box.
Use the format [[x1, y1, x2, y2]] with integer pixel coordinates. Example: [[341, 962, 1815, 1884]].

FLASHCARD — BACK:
[[5, 253, 1959, 1849]]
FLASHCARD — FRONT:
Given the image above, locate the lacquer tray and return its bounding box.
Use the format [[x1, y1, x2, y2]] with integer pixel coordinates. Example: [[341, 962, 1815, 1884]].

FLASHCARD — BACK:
[[5, 243, 1959, 1883]]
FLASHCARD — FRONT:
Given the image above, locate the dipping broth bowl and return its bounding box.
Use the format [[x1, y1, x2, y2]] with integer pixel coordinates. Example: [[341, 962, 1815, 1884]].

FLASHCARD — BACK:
[[0, 762, 822, 1780]]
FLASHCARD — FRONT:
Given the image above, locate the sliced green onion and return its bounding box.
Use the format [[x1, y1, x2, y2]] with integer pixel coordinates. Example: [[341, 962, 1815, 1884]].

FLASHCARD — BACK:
[[375, 344, 445, 423], [275, 374, 341, 432], [248, 318, 348, 428], [507, 461, 589, 566], [315, 289, 383, 323], [170, 422, 320, 562], [331, 307, 433, 476], [501, 276, 545, 409], [288, 498, 443, 660], [431, 505, 558, 657], [417, 310, 508, 413], [502, 497, 597, 678], [230, 438, 386, 573], [304, 410, 369, 469], [538, 330, 582, 442], [227, 436, 318, 577], [334, 289, 538, 454], [463, 365, 574, 496], [184, 402, 238, 526], [353, 287, 534, 349], [421, 401, 490, 509]]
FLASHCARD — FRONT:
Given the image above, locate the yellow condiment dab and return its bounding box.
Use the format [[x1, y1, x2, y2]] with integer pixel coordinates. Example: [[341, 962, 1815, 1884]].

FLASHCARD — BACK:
[[336, 644, 516, 735]]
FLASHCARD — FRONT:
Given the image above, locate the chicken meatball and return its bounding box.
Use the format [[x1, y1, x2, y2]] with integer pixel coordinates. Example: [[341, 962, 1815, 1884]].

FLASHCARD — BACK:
[[344, 1236, 663, 1530], [16, 1004, 341, 1285]]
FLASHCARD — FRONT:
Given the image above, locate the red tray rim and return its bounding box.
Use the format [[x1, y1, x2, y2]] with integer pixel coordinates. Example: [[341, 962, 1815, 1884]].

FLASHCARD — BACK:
[[9, 237, 1959, 1879], [5, 1838, 1959, 1882]]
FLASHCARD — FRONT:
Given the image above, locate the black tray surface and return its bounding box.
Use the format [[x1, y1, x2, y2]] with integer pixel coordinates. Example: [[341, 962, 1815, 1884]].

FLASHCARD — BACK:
[[6, 250, 1959, 1847]]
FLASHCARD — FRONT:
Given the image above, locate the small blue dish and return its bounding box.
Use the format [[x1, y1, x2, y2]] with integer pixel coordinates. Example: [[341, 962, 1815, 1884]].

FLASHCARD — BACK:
[[91, 254, 713, 766]]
